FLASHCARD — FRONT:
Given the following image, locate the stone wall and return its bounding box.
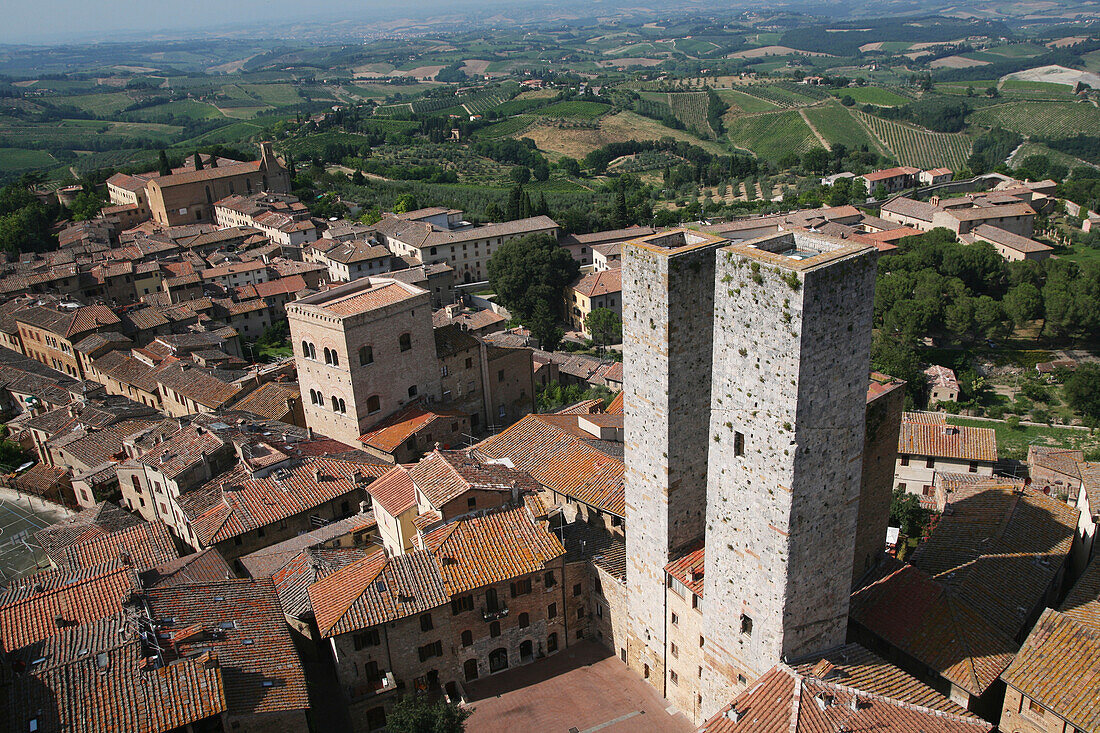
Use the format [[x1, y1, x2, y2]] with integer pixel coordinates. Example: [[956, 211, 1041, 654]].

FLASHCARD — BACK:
[[701, 235, 875, 715], [852, 380, 905, 587], [622, 233, 725, 688]]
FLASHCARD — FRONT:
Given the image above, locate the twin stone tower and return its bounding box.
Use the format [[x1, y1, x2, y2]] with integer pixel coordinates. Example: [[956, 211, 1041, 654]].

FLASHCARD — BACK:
[[620, 228, 876, 717]]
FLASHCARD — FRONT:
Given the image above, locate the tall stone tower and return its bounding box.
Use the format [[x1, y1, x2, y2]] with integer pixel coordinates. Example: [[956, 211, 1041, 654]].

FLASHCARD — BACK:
[[622, 229, 728, 684], [700, 231, 877, 714]]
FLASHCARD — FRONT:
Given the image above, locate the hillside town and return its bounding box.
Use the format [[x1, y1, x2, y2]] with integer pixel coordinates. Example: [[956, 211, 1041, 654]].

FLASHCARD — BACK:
[[0, 139, 1096, 733]]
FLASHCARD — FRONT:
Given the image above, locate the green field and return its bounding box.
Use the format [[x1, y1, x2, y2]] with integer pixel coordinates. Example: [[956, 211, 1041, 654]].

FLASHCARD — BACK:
[[54, 92, 134, 115], [714, 89, 779, 114], [1000, 80, 1075, 98], [830, 86, 911, 106], [531, 101, 611, 119], [802, 102, 876, 150], [857, 111, 972, 170], [0, 119, 182, 146], [239, 83, 302, 106], [131, 99, 226, 120], [969, 101, 1100, 138], [727, 110, 818, 160], [0, 148, 56, 172], [946, 415, 1100, 460], [472, 115, 537, 139], [981, 43, 1047, 58], [667, 92, 714, 137]]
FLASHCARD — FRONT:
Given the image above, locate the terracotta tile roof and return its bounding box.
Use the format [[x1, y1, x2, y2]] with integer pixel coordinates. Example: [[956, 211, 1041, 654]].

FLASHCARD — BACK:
[[924, 364, 958, 389], [944, 202, 1036, 221], [554, 398, 604, 415], [155, 363, 242, 410], [237, 512, 377, 580], [1, 613, 228, 733], [423, 504, 563, 595], [864, 166, 920, 181], [849, 562, 1018, 696], [16, 304, 121, 339], [903, 410, 945, 424], [145, 578, 309, 716], [898, 421, 997, 462], [1062, 557, 1100, 628], [571, 268, 622, 298], [359, 402, 466, 454], [1001, 608, 1100, 731], [250, 274, 307, 299], [179, 456, 388, 546], [231, 382, 299, 421], [881, 196, 938, 222], [702, 648, 989, 733], [1028, 445, 1084, 480], [9, 463, 69, 498], [407, 449, 540, 510], [474, 414, 625, 516], [433, 323, 480, 357], [790, 644, 976, 716], [966, 224, 1051, 254], [0, 563, 140, 650], [606, 391, 623, 414], [311, 503, 561, 636], [51, 417, 161, 469], [665, 542, 705, 597], [324, 239, 392, 265], [140, 548, 233, 589], [310, 549, 446, 635], [366, 465, 418, 516], [320, 282, 417, 316], [136, 427, 228, 480], [33, 502, 143, 562], [60, 521, 179, 572], [152, 161, 260, 188], [272, 546, 370, 619], [910, 485, 1078, 634]]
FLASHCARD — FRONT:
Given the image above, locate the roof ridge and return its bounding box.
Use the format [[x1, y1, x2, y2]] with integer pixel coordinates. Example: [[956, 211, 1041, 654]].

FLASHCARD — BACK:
[[942, 590, 983, 695], [317, 551, 388, 636]]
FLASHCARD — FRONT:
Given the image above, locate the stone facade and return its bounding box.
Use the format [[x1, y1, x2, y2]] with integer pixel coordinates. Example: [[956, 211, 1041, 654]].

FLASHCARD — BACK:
[[852, 375, 906, 587], [621, 229, 729, 687], [700, 232, 876, 715], [289, 279, 442, 446]]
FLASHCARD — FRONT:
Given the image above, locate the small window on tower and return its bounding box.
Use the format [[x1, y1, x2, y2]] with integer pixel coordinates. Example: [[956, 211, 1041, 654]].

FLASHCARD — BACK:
[[734, 431, 745, 457], [740, 614, 753, 636]]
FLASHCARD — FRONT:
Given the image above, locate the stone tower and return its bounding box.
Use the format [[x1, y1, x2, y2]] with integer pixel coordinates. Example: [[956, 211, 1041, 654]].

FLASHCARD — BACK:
[[622, 229, 729, 684], [699, 231, 877, 714]]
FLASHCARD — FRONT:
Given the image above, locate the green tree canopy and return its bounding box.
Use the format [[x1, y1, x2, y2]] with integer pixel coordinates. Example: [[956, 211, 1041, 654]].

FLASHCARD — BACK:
[[1065, 363, 1100, 426], [386, 695, 470, 733], [487, 233, 579, 349], [585, 308, 622, 347]]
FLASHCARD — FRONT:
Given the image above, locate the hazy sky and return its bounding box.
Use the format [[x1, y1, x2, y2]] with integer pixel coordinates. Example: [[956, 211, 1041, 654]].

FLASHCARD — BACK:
[[4, 0, 511, 44]]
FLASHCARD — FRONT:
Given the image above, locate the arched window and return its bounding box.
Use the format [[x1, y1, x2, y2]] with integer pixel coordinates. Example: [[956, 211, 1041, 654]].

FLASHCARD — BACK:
[[359, 346, 373, 366], [518, 612, 529, 629], [367, 395, 381, 414], [323, 347, 332, 365], [331, 395, 339, 411], [490, 621, 501, 638], [463, 658, 478, 682], [461, 630, 472, 647], [547, 633, 558, 653], [308, 343, 316, 360], [485, 588, 498, 612], [519, 639, 533, 660], [489, 647, 508, 672], [205, 185, 212, 204], [338, 398, 346, 414], [302, 340, 310, 357], [399, 333, 412, 352], [331, 350, 339, 366], [308, 389, 315, 404]]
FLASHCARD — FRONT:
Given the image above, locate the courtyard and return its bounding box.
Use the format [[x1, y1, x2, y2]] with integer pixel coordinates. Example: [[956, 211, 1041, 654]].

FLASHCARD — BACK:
[[464, 641, 695, 733]]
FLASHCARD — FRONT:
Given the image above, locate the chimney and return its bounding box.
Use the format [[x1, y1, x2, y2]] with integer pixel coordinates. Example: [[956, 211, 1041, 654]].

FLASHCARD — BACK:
[[359, 500, 369, 514]]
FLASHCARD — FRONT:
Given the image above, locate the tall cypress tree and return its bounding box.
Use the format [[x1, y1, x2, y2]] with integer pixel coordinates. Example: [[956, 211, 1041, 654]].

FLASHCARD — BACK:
[[158, 150, 171, 176], [193, 152, 204, 170]]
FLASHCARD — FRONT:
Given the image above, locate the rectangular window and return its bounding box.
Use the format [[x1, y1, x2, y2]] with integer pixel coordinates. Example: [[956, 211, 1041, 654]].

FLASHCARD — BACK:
[[510, 578, 532, 597], [734, 431, 744, 457], [671, 612, 679, 626], [353, 629, 380, 650], [900, 455, 910, 467], [925, 457, 935, 469], [548, 603, 557, 618], [670, 643, 678, 658], [417, 640, 443, 662], [573, 583, 582, 597], [420, 614, 433, 631], [669, 670, 678, 685]]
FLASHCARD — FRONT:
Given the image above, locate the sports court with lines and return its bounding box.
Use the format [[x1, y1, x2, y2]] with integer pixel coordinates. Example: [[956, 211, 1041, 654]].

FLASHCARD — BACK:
[[0, 489, 70, 582]]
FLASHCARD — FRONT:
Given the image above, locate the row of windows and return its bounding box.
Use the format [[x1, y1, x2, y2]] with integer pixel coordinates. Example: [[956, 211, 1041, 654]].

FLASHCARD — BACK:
[[309, 389, 346, 414], [301, 335, 411, 366]]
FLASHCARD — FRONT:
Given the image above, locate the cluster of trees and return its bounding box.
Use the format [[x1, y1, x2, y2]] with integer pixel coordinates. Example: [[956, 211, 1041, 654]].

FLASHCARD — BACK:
[[871, 228, 1100, 406], [777, 143, 880, 177], [583, 139, 758, 181], [872, 98, 971, 133], [0, 178, 59, 254], [968, 127, 1022, 175], [1058, 166, 1100, 214], [486, 233, 579, 351]]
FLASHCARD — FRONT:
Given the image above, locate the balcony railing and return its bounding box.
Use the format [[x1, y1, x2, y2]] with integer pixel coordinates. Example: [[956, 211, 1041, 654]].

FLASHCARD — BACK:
[[481, 604, 509, 621]]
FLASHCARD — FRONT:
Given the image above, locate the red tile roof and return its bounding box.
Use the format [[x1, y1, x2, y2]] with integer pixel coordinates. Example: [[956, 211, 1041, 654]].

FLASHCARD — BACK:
[[897, 421, 997, 462], [474, 414, 625, 516], [702, 652, 989, 733], [179, 456, 389, 546], [407, 449, 540, 509], [60, 521, 179, 572], [320, 282, 417, 316], [606, 392, 623, 414], [665, 542, 705, 597], [146, 578, 309, 717], [359, 402, 466, 454], [850, 562, 1018, 696], [367, 465, 419, 516], [0, 564, 140, 650], [1002, 607, 1100, 731], [571, 267, 622, 298]]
